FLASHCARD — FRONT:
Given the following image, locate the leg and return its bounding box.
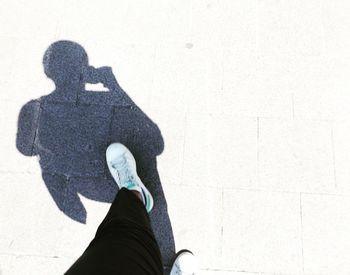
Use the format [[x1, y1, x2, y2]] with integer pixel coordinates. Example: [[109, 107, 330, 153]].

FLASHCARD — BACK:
[[65, 188, 163, 275], [94, 187, 155, 241]]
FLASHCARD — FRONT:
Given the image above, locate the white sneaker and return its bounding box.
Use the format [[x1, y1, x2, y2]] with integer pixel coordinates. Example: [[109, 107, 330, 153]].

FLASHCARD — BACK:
[[106, 143, 154, 212], [170, 250, 198, 275]]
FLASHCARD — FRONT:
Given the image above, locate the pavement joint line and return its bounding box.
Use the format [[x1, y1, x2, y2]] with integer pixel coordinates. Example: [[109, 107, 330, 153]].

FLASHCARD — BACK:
[[299, 192, 305, 274], [330, 121, 337, 189], [179, 114, 187, 186], [200, 267, 297, 275], [0, 252, 69, 259], [300, 191, 348, 197], [219, 187, 224, 257], [0, 171, 40, 175], [256, 116, 260, 188], [174, 183, 350, 197], [291, 92, 295, 119]]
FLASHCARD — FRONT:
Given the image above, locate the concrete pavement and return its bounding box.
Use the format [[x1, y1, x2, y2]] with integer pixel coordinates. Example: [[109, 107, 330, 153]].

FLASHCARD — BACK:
[[1, 0, 350, 274]]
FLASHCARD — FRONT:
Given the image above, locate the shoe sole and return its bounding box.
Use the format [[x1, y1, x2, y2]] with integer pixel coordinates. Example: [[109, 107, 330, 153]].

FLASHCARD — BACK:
[[106, 143, 154, 212]]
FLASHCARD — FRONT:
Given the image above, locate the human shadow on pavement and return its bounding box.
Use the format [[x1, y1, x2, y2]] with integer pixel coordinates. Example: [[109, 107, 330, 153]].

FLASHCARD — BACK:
[[16, 40, 175, 268]]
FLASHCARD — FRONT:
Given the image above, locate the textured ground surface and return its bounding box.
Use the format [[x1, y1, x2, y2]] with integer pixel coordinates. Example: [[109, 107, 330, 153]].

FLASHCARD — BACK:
[[1, 0, 350, 274]]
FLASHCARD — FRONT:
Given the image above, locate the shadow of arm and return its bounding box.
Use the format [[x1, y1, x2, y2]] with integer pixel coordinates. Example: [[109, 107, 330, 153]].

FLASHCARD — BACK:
[[107, 71, 165, 155], [144, 117, 164, 156], [106, 71, 138, 107], [16, 100, 41, 156]]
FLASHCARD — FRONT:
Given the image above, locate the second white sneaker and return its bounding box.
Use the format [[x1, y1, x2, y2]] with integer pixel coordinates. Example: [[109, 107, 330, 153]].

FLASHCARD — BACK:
[[106, 143, 154, 212], [170, 250, 198, 275]]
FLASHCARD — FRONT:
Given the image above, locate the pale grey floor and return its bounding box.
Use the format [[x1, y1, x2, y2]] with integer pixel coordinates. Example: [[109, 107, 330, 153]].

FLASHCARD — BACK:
[[1, 1, 350, 274]]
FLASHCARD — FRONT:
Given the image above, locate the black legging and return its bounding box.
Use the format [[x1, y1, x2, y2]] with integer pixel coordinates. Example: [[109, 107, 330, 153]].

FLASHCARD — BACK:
[[65, 188, 164, 275]]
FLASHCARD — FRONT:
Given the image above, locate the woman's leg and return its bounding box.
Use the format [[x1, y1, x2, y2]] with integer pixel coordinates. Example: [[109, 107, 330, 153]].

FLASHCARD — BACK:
[[65, 187, 163, 275]]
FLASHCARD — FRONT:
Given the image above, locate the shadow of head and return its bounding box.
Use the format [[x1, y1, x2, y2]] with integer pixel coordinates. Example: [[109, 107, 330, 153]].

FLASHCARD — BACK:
[[43, 40, 89, 86]]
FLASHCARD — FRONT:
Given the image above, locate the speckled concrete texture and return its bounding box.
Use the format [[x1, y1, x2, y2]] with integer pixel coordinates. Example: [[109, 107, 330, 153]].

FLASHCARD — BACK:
[[2, 1, 350, 275], [15, 41, 175, 268]]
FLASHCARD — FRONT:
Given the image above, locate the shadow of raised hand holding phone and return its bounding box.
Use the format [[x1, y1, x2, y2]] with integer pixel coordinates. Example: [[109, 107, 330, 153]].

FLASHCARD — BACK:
[[16, 40, 175, 267]]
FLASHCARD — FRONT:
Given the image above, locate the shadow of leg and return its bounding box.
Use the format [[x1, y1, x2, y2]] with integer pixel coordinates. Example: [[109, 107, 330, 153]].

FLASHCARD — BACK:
[[149, 181, 176, 270], [42, 172, 87, 223]]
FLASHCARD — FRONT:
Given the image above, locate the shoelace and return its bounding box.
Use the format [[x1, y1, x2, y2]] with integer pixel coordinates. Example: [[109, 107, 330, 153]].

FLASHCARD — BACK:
[[111, 156, 135, 183], [111, 156, 146, 205]]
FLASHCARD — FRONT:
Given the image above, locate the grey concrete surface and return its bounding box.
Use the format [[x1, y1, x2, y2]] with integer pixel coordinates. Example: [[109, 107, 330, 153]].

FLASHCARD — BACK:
[[1, 1, 350, 275]]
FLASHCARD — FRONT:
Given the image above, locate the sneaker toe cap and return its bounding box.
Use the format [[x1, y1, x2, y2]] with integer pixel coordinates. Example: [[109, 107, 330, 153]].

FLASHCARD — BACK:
[[106, 143, 127, 161]]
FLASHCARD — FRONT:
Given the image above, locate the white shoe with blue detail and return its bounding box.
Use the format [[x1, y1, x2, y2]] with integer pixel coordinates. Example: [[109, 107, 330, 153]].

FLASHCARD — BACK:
[[106, 142, 154, 212], [170, 250, 198, 275]]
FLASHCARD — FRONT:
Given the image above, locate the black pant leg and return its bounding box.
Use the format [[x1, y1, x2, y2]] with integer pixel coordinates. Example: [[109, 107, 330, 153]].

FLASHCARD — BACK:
[[65, 188, 164, 275]]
